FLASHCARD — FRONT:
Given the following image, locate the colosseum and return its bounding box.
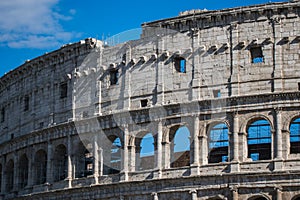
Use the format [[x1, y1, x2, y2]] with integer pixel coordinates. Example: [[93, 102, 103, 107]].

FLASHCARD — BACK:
[[1, 1, 300, 200]]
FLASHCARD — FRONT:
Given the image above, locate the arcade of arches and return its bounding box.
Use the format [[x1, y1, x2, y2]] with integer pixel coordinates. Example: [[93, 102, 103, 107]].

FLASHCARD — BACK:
[[0, 113, 300, 199]]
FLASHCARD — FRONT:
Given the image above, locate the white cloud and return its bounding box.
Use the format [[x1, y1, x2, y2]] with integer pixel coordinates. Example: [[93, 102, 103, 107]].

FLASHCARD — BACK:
[[0, 0, 79, 49]]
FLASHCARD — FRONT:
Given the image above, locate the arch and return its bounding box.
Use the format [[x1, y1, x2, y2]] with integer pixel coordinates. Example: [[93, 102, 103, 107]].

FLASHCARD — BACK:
[[289, 117, 300, 154], [5, 159, 14, 192], [207, 122, 229, 163], [53, 144, 67, 182], [74, 140, 93, 178], [34, 150, 47, 185], [18, 154, 29, 189], [282, 113, 299, 132], [292, 195, 300, 200], [240, 114, 274, 134], [247, 119, 272, 161], [170, 126, 191, 168], [136, 132, 155, 171], [248, 195, 269, 200]]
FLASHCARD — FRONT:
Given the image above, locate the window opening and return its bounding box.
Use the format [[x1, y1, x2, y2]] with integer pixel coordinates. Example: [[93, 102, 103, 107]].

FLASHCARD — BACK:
[[84, 143, 93, 177], [24, 95, 29, 111], [5, 160, 14, 192], [247, 119, 271, 161], [19, 155, 28, 188], [213, 90, 221, 98], [174, 57, 186, 73], [60, 82, 68, 98], [110, 69, 119, 85], [75, 141, 93, 178], [290, 118, 300, 154], [140, 99, 148, 107], [53, 145, 67, 182], [0, 107, 4, 122], [139, 133, 155, 170], [110, 137, 122, 174], [35, 150, 47, 185], [208, 123, 229, 163], [250, 46, 264, 63], [171, 126, 190, 168]]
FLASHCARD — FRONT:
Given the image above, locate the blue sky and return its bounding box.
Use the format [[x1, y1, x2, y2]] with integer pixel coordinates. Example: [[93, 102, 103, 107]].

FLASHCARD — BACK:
[[0, 0, 287, 77]]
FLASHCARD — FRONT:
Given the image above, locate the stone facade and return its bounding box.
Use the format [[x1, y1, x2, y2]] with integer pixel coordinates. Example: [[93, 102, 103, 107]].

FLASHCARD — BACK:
[[0, 1, 300, 200]]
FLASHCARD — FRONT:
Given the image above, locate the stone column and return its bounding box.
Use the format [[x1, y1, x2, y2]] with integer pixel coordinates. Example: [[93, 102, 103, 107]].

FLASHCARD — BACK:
[[93, 135, 99, 184], [122, 125, 129, 181], [152, 192, 159, 200], [156, 120, 163, 177], [128, 145, 135, 172], [233, 113, 239, 161], [193, 116, 200, 165], [239, 132, 247, 162], [275, 109, 283, 159], [67, 134, 72, 188], [135, 146, 141, 171], [231, 187, 239, 200], [99, 148, 103, 177], [199, 123, 208, 165], [13, 153, 18, 191], [162, 126, 170, 169], [276, 187, 282, 200], [231, 112, 240, 172], [190, 189, 197, 200], [27, 149, 33, 187], [46, 141, 53, 184], [191, 116, 200, 175], [274, 109, 284, 171]]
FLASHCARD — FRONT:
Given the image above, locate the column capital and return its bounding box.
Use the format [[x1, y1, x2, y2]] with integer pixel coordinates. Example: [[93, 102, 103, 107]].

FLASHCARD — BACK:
[[233, 110, 239, 117], [229, 185, 239, 192], [189, 189, 197, 194], [274, 106, 283, 113]]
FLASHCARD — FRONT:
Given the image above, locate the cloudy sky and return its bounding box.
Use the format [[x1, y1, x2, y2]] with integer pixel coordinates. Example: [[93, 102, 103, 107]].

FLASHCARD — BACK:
[[0, 0, 287, 76]]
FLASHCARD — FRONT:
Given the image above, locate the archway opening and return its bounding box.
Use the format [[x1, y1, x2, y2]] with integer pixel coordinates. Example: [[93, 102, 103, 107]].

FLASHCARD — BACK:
[[75, 141, 93, 178], [290, 118, 300, 154], [138, 133, 155, 171], [34, 150, 47, 185], [19, 154, 29, 189], [53, 144, 67, 182], [109, 137, 122, 174], [208, 123, 229, 163], [247, 119, 271, 161], [249, 197, 268, 200], [171, 126, 190, 168], [5, 159, 14, 192]]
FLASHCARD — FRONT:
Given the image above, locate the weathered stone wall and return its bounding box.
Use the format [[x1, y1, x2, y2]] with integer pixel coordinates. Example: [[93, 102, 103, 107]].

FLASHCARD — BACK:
[[0, 1, 300, 200]]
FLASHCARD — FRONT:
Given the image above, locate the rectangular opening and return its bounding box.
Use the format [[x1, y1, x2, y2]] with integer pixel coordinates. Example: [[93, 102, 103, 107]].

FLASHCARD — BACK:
[[110, 69, 119, 85], [250, 46, 264, 63], [140, 99, 148, 107], [213, 89, 221, 98], [39, 122, 44, 129], [174, 57, 186, 73], [1, 108, 5, 122], [60, 82, 68, 98], [298, 83, 300, 91], [24, 95, 29, 111]]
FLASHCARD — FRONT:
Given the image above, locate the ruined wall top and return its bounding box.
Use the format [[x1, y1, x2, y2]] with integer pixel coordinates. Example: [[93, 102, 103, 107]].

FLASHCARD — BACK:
[[141, 1, 300, 37], [0, 38, 101, 91]]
